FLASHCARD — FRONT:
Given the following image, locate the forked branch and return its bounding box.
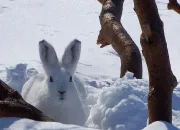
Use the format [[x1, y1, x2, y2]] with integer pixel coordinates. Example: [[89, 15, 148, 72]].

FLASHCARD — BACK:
[[0, 79, 53, 122], [97, 0, 142, 78]]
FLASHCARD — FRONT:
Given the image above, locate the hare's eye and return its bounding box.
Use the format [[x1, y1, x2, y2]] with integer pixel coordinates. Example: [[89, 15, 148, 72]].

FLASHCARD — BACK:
[[50, 76, 53, 82], [69, 76, 73, 82]]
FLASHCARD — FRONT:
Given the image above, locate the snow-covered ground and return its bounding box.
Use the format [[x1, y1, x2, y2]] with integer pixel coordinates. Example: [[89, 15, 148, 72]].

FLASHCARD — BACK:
[[143, 121, 180, 130], [0, 117, 97, 130], [0, 0, 180, 129]]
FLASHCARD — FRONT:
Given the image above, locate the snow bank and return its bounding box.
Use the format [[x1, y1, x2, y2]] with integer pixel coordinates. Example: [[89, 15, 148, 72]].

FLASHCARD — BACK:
[[0, 117, 97, 130], [4, 65, 180, 129], [86, 72, 148, 130], [85, 72, 180, 130], [6, 64, 38, 93], [143, 121, 180, 130]]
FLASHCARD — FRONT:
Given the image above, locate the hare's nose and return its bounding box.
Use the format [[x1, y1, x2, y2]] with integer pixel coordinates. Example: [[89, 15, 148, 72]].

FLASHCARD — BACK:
[[58, 91, 66, 100], [59, 91, 66, 95]]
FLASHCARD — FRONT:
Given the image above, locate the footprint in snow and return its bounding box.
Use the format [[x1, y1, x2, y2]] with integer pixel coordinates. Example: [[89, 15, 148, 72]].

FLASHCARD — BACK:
[[0, 6, 8, 14]]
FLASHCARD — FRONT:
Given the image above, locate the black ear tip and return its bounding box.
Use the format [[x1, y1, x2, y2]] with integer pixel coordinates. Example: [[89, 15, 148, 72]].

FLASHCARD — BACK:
[[39, 39, 46, 44], [73, 39, 81, 44]]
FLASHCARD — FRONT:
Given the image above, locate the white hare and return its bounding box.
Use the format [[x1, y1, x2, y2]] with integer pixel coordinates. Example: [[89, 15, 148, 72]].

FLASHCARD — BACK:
[[21, 39, 86, 126]]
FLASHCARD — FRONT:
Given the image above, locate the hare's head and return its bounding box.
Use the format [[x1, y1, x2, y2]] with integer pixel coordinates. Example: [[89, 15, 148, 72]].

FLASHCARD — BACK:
[[39, 39, 81, 100]]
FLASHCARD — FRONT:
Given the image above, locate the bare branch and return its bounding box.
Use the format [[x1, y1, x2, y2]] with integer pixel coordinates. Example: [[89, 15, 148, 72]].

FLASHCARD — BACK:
[[0, 79, 54, 122], [97, 29, 110, 48], [168, 0, 180, 14], [97, 0, 103, 4], [134, 0, 177, 124], [98, 0, 142, 78]]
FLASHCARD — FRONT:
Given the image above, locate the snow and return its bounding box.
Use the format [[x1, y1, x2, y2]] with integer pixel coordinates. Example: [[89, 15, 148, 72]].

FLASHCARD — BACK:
[[86, 72, 180, 130], [143, 121, 180, 130], [86, 72, 148, 130], [0, 0, 180, 129], [0, 117, 97, 130], [6, 63, 38, 93]]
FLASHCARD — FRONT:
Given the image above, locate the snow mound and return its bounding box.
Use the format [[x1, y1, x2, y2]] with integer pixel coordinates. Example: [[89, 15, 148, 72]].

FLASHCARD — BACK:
[[3, 65, 180, 129], [6, 64, 27, 82], [6, 64, 38, 93], [85, 72, 180, 129], [86, 72, 148, 130], [143, 121, 180, 130], [0, 117, 97, 130]]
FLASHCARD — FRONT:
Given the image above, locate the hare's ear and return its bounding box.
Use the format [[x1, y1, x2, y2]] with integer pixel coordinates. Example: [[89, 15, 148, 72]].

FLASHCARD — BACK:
[[39, 40, 59, 74], [61, 39, 81, 75]]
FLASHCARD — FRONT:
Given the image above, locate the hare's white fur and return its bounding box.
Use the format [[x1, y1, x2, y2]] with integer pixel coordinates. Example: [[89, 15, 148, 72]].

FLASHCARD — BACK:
[[21, 39, 86, 126]]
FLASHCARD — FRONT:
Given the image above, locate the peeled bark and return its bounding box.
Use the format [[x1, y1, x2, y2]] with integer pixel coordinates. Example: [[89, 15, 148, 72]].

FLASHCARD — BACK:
[[0, 79, 53, 122], [97, 0, 142, 79], [133, 0, 177, 124], [168, 0, 180, 14]]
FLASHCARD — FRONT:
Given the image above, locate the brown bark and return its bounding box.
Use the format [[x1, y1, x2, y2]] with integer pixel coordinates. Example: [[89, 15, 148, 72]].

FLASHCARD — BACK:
[[97, 0, 142, 79], [0, 79, 53, 122], [133, 0, 177, 124], [97, 0, 103, 4], [168, 0, 180, 14]]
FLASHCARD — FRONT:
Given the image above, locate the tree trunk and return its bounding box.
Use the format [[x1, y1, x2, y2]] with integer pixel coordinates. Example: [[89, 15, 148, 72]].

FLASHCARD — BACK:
[[133, 0, 177, 124], [0, 79, 53, 122], [97, 0, 142, 79]]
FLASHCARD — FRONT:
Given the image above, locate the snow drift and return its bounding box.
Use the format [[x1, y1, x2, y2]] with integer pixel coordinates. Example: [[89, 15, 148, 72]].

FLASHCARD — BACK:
[[0, 117, 97, 130], [3, 64, 180, 130], [6, 63, 38, 93], [86, 72, 148, 130], [143, 121, 180, 130]]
